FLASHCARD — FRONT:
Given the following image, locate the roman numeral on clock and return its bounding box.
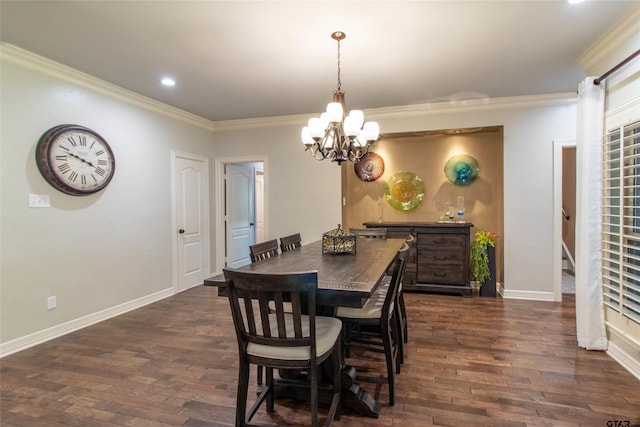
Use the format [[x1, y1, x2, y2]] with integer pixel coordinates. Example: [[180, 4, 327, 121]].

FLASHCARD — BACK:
[[58, 163, 71, 174]]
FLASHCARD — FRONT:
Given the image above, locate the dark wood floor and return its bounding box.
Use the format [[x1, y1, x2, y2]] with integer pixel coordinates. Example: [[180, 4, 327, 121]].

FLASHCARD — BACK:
[[2, 286, 639, 426]]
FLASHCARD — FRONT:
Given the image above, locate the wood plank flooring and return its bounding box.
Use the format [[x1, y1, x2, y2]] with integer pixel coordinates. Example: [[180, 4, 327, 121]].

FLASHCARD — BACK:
[[2, 286, 639, 426]]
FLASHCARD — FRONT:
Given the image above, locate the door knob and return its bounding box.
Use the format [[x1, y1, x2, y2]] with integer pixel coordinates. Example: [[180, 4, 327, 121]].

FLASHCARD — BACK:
[[178, 229, 185, 234]]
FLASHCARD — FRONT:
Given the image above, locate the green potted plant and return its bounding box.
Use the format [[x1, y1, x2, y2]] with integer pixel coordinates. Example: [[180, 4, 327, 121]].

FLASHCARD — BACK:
[[471, 231, 497, 296]]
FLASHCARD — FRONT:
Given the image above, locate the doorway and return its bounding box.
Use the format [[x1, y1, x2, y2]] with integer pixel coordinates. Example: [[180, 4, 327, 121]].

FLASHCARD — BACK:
[[214, 156, 267, 273], [561, 146, 576, 294], [553, 139, 576, 301]]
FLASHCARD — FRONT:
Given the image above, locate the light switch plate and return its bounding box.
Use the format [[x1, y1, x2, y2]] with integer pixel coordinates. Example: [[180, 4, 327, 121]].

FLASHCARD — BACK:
[[29, 194, 50, 208]]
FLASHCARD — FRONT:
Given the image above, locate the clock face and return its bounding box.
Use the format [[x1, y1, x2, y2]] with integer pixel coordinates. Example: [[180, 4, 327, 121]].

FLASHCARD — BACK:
[[36, 124, 115, 196]]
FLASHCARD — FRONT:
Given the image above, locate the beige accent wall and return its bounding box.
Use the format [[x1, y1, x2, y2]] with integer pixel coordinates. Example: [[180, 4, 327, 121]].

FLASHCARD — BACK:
[[342, 127, 504, 283]]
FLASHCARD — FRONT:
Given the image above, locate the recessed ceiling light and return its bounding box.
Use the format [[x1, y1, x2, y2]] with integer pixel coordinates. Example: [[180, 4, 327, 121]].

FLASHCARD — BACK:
[[568, 0, 585, 4], [161, 77, 176, 87]]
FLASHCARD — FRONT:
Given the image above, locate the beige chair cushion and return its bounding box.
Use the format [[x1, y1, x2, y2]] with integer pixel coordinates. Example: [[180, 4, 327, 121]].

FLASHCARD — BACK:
[[268, 301, 293, 312], [247, 314, 342, 361], [380, 275, 402, 293], [336, 288, 394, 319]]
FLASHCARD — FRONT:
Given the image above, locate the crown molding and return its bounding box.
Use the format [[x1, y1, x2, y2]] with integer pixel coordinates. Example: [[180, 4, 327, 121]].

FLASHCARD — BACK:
[[578, 4, 640, 71], [212, 92, 577, 132], [0, 43, 214, 131], [2, 43, 577, 135]]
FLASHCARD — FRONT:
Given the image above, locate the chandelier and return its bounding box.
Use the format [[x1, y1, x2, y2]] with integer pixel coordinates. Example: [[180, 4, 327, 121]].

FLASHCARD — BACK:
[[301, 31, 380, 165]]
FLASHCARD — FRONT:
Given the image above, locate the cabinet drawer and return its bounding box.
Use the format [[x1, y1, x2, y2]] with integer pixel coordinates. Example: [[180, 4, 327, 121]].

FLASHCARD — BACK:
[[417, 266, 464, 284], [418, 250, 466, 265], [418, 234, 465, 251]]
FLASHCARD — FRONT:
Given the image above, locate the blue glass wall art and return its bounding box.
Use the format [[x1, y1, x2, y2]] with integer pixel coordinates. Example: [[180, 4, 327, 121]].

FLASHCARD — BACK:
[[444, 154, 480, 186]]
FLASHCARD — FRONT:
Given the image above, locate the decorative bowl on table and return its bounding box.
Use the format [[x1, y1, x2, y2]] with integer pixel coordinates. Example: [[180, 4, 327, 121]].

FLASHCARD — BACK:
[[322, 224, 356, 254]]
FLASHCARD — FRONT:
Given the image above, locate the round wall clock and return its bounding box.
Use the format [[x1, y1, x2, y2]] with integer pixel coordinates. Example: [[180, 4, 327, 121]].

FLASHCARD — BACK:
[[35, 124, 115, 196]]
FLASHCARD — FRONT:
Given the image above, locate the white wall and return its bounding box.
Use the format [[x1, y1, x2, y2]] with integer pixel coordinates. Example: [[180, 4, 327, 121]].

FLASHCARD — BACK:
[[0, 45, 214, 354], [0, 44, 344, 355], [211, 123, 343, 257]]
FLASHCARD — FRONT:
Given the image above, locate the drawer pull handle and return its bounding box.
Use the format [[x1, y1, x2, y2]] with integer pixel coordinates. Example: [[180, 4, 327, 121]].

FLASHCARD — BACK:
[[434, 255, 448, 260], [433, 238, 447, 245], [434, 272, 447, 277]]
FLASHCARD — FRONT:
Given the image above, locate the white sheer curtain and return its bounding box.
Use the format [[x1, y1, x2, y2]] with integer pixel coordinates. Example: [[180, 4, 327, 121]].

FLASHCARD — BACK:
[[574, 77, 607, 350]]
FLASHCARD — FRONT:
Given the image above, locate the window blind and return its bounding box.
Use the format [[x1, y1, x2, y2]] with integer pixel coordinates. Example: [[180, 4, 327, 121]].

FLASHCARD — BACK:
[[602, 119, 640, 325]]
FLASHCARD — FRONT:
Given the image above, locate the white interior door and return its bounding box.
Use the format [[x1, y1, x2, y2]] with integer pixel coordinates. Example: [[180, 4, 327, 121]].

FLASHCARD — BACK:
[[175, 155, 208, 291], [226, 164, 255, 268]]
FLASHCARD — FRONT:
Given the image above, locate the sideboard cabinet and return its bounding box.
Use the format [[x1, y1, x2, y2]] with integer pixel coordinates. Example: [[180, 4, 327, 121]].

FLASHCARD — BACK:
[[363, 222, 473, 297]]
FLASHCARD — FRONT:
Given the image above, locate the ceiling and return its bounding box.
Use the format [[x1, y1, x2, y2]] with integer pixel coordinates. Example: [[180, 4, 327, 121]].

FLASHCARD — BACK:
[[1, 1, 637, 122]]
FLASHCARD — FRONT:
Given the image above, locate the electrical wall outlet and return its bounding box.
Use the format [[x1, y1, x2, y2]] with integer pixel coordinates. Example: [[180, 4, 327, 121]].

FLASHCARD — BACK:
[[29, 194, 50, 208], [47, 296, 56, 310]]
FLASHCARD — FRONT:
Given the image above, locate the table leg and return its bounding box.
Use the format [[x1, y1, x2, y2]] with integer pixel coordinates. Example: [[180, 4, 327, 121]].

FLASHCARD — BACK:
[[339, 365, 381, 417], [274, 365, 380, 418]]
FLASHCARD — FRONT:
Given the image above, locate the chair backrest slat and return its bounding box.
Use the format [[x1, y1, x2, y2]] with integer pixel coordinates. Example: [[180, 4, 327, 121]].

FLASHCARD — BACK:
[[280, 233, 302, 253], [250, 239, 279, 263], [241, 289, 257, 335]]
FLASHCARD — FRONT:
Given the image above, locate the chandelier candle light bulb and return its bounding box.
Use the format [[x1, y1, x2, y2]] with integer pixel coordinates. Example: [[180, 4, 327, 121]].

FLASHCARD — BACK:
[[302, 31, 380, 164]]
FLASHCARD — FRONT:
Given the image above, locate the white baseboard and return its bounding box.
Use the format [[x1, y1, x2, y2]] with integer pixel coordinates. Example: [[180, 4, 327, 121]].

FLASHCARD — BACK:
[[472, 281, 552, 301], [502, 289, 555, 301], [607, 340, 640, 382], [0, 287, 175, 358], [606, 323, 640, 382]]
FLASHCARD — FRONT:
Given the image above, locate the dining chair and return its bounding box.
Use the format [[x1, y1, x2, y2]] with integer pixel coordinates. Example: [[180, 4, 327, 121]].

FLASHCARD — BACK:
[[279, 233, 302, 253], [249, 239, 279, 263], [336, 243, 408, 406], [349, 228, 387, 239], [223, 268, 342, 427], [249, 239, 284, 386], [396, 234, 413, 346], [380, 234, 413, 365]]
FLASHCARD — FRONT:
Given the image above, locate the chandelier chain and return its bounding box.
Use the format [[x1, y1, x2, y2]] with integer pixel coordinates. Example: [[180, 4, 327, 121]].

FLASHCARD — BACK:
[[336, 38, 341, 91]]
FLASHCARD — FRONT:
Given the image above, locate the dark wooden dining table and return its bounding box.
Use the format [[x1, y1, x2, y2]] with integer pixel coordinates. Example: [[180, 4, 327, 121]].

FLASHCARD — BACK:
[[204, 237, 405, 418]]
